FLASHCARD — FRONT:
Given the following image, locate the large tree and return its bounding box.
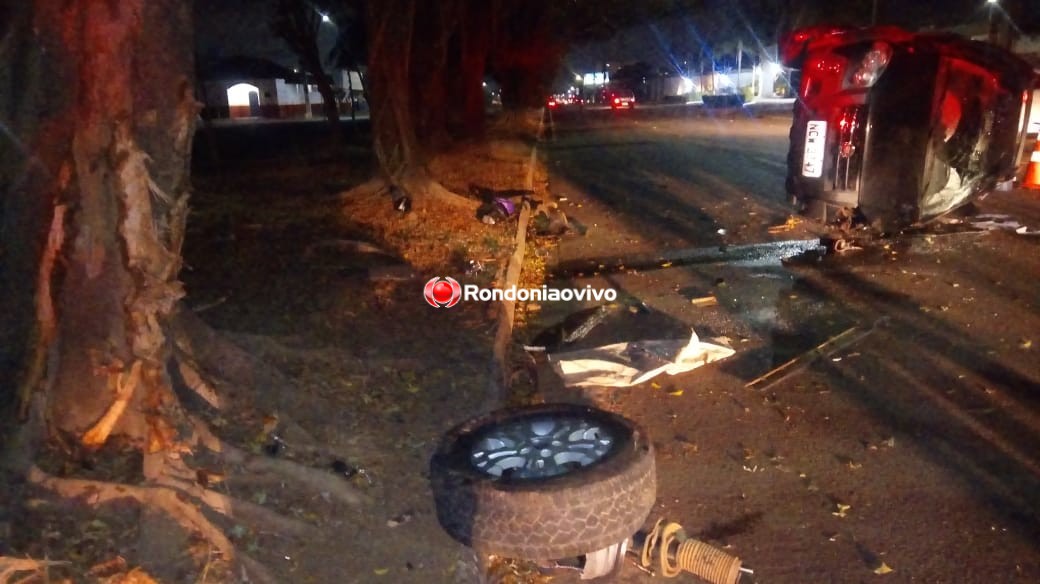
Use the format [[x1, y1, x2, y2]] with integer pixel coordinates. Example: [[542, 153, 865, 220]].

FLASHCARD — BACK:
[[358, 0, 566, 208], [359, 0, 488, 209], [1, 1, 358, 580], [271, 0, 344, 147]]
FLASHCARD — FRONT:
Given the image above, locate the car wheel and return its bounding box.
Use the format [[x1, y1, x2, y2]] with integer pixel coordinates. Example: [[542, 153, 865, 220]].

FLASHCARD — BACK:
[[430, 403, 656, 560]]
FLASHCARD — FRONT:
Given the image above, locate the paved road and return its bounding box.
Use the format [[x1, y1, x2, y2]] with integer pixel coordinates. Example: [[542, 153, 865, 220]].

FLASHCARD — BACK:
[[531, 107, 1040, 582]]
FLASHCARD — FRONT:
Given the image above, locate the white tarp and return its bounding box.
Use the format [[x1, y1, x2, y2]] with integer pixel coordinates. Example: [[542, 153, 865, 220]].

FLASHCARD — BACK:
[[547, 329, 736, 388]]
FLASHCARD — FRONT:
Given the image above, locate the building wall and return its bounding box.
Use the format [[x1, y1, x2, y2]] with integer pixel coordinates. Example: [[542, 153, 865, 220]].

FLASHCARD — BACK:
[[201, 70, 363, 120]]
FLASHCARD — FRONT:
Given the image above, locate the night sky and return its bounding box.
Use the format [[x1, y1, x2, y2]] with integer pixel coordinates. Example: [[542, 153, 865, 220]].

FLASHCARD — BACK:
[[192, 0, 1040, 78]]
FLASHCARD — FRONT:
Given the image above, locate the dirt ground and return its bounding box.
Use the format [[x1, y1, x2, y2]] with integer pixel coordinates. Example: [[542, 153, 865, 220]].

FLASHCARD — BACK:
[[0, 119, 556, 583]]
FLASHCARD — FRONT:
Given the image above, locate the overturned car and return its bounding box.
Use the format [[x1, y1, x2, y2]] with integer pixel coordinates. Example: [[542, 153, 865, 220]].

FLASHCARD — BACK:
[[782, 25, 1037, 231]]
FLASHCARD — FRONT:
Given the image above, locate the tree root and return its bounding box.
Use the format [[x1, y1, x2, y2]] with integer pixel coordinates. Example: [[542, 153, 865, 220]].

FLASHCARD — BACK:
[[339, 175, 479, 211], [0, 556, 68, 583], [156, 474, 313, 538], [189, 415, 366, 507], [81, 360, 143, 448], [27, 465, 290, 584]]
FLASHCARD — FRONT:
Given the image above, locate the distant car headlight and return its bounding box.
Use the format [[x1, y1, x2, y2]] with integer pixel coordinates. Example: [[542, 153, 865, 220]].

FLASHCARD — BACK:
[[846, 42, 892, 88]]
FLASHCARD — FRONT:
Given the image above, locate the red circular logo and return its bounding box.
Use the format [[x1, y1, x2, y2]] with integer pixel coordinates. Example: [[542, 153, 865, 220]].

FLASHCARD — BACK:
[[424, 277, 462, 308]]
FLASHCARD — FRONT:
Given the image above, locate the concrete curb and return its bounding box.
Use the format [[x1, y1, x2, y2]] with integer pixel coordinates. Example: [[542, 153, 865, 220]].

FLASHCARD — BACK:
[[485, 110, 543, 409]]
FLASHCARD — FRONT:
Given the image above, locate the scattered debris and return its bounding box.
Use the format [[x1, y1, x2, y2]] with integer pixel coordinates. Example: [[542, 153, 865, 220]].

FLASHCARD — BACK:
[[386, 511, 414, 528], [874, 562, 894, 575], [477, 197, 516, 224], [832, 503, 851, 518], [745, 318, 888, 391], [969, 214, 1040, 234], [768, 216, 804, 234], [638, 518, 747, 583], [531, 203, 573, 235], [389, 186, 412, 213], [263, 435, 286, 457], [524, 304, 622, 352], [330, 459, 362, 480], [689, 295, 718, 307], [465, 259, 486, 275], [547, 329, 735, 388]]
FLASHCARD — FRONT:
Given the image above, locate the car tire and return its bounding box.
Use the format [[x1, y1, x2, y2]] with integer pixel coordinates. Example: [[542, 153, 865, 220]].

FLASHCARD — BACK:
[[430, 403, 656, 560]]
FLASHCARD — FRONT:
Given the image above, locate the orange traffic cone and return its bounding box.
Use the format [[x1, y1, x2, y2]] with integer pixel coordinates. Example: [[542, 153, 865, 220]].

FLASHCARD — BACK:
[[1025, 139, 1040, 190]]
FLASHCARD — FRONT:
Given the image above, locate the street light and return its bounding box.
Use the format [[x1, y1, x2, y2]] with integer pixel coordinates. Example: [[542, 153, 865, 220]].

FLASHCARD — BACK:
[[987, 0, 998, 45]]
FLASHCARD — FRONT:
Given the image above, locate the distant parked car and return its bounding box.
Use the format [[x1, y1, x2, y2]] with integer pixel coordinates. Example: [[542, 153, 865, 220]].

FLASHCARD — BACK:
[[609, 89, 636, 110], [782, 25, 1036, 231]]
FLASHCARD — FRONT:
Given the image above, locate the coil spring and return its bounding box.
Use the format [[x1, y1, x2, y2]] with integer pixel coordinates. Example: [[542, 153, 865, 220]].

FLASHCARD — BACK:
[[641, 519, 742, 583]]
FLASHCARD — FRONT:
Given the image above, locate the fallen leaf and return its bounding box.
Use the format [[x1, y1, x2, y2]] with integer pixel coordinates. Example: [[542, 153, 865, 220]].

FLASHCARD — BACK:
[[874, 562, 894, 574], [374, 568, 390, 576], [668, 389, 684, 396], [833, 503, 851, 518]]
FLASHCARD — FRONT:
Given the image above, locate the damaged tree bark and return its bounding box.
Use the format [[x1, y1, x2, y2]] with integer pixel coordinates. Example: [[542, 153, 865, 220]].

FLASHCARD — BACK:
[[1, 1, 361, 579]]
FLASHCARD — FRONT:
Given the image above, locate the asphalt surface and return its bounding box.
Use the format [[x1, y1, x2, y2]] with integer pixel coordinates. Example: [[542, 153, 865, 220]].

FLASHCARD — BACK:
[[530, 105, 1040, 582]]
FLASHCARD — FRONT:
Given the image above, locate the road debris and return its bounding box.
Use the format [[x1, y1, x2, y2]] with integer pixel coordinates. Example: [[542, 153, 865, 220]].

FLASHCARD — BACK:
[[690, 295, 719, 307], [637, 518, 747, 583], [745, 318, 888, 391], [531, 203, 572, 235], [969, 214, 1040, 234], [386, 511, 414, 528], [874, 562, 894, 575], [524, 304, 622, 352], [547, 329, 735, 388], [767, 216, 804, 233]]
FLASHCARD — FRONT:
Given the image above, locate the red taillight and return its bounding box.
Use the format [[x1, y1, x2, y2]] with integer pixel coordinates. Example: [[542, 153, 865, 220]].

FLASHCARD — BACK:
[[548, 100, 557, 108], [613, 97, 620, 104], [847, 42, 892, 88]]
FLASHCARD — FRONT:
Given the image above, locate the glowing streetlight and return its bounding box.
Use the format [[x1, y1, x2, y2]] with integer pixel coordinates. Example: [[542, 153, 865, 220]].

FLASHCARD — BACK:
[[987, 0, 999, 44], [320, 12, 331, 23]]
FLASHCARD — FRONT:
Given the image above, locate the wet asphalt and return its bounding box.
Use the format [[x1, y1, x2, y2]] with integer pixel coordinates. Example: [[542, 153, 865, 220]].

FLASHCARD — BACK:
[[530, 105, 1040, 583]]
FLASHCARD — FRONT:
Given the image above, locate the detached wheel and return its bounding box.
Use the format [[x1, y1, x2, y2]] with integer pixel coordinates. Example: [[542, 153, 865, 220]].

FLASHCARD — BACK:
[[430, 403, 656, 560]]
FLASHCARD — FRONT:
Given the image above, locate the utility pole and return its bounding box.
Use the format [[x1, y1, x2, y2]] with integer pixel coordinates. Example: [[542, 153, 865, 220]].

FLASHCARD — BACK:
[[736, 39, 743, 91], [871, 0, 879, 25]]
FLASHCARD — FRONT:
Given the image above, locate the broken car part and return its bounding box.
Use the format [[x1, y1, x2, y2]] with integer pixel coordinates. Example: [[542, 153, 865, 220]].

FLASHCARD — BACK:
[[638, 518, 748, 584]]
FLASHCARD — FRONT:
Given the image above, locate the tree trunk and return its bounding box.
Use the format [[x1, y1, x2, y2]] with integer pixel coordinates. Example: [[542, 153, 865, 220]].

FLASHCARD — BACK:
[[273, 0, 341, 154], [364, 0, 478, 211], [452, 2, 494, 139], [2, 0, 194, 448], [366, 0, 421, 184], [315, 72, 342, 129], [490, 0, 562, 111]]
